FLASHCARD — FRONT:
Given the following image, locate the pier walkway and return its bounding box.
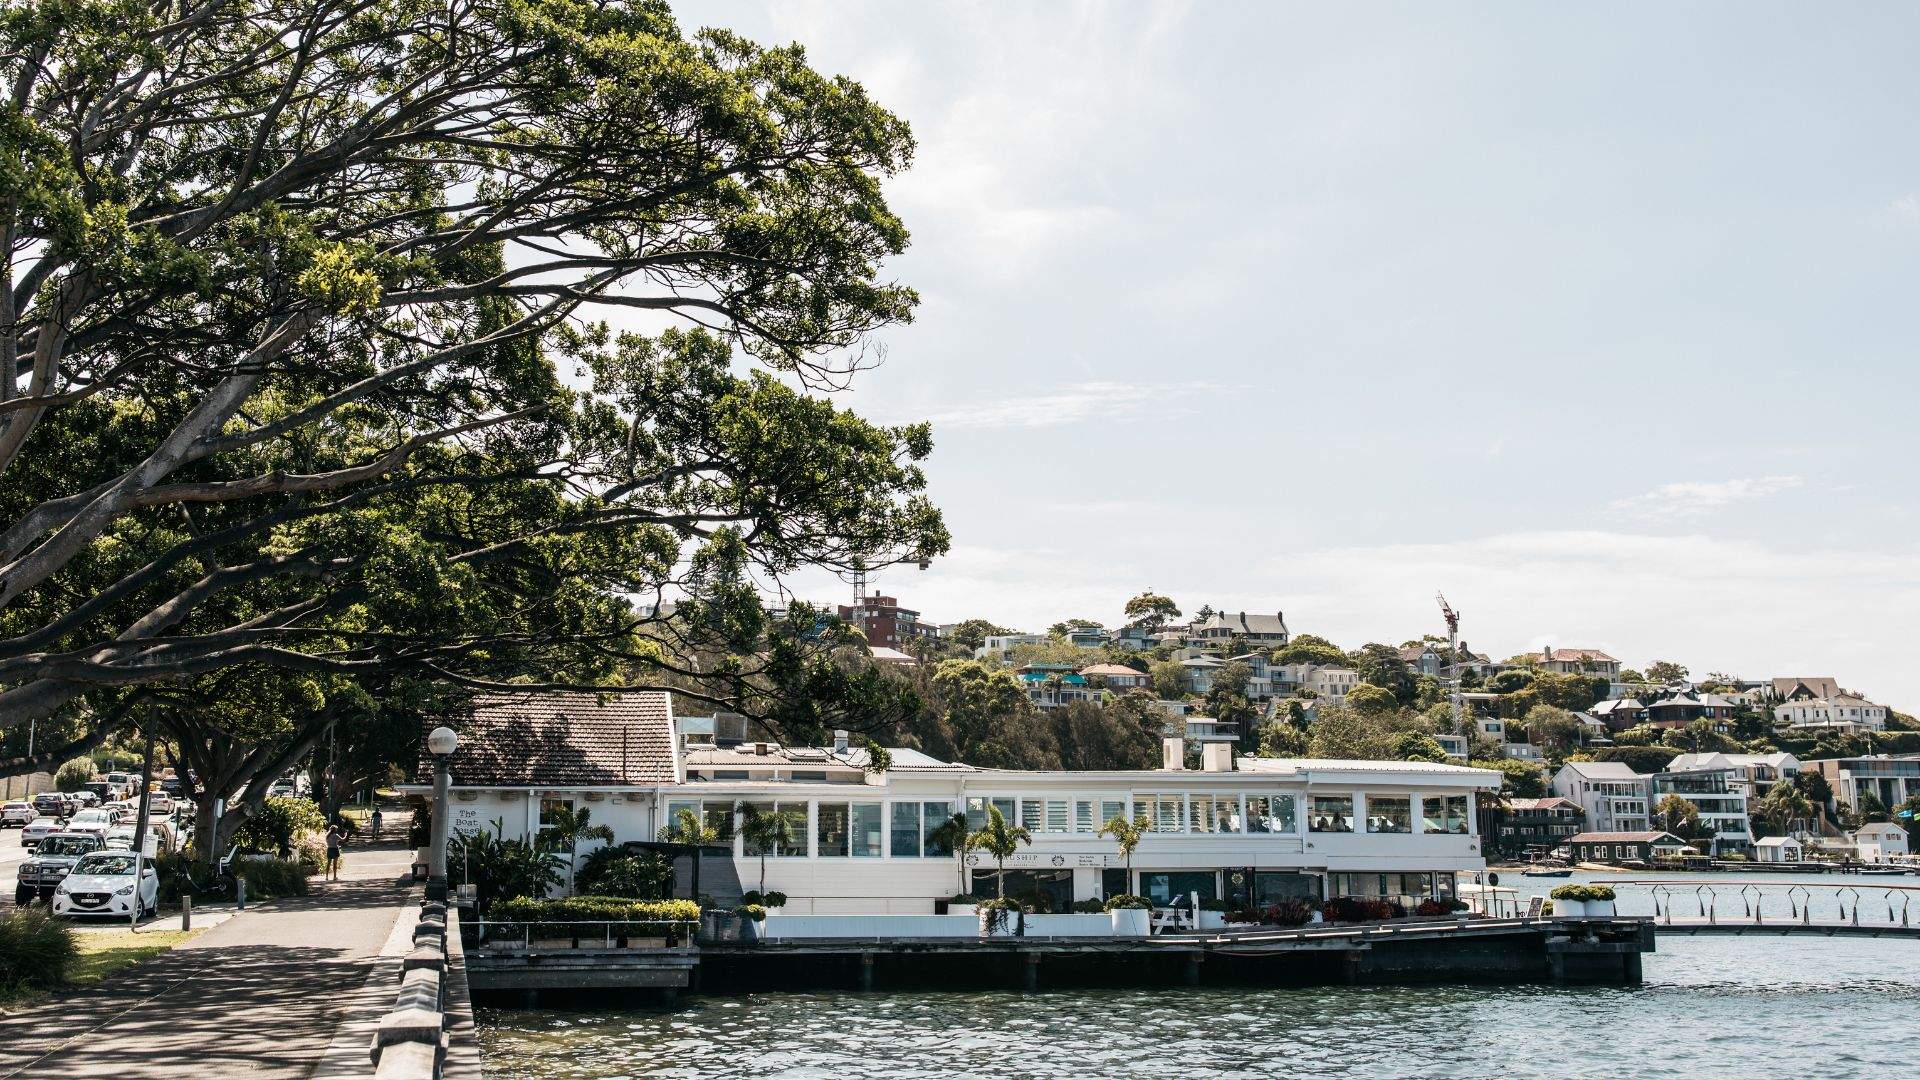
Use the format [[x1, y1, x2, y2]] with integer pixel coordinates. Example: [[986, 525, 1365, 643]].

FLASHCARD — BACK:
[[0, 841, 418, 1080]]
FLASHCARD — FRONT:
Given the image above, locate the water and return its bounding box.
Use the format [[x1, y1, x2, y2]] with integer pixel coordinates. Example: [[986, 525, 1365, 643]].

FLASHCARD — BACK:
[[477, 872, 1920, 1079]]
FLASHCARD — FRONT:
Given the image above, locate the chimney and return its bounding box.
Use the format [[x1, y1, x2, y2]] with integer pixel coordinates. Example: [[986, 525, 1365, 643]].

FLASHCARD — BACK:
[[832, 729, 849, 753], [1162, 735, 1186, 770], [1201, 742, 1234, 772]]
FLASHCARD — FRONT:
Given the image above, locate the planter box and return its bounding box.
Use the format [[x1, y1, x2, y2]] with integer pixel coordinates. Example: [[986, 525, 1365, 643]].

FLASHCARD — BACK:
[[948, 904, 977, 917], [978, 909, 1021, 937], [1586, 900, 1616, 918], [1553, 899, 1586, 919], [1110, 908, 1150, 936]]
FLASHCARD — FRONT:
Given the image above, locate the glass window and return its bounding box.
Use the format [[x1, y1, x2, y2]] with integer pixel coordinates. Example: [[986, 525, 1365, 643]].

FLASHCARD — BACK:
[[1020, 799, 1043, 833], [817, 803, 850, 857], [1074, 799, 1097, 833], [1247, 795, 1273, 833], [1146, 794, 1181, 833], [1101, 799, 1128, 829], [1188, 796, 1214, 834], [923, 802, 957, 856], [1253, 871, 1319, 905], [775, 803, 808, 857], [1045, 799, 1070, 833], [1213, 797, 1241, 833], [891, 802, 921, 857], [1102, 867, 1130, 899], [1440, 794, 1470, 834], [1140, 871, 1219, 906], [992, 797, 1017, 827], [965, 796, 988, 829], [1310, 794, 1353, 832], [741, 801, 778, 856], [702, 804, 734, 842], [1368, 796, 1412, 833], [850, 802, 882, 857]]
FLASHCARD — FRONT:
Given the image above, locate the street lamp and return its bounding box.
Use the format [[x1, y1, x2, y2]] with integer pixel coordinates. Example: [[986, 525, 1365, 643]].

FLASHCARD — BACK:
[[425, 726, 460, 901]]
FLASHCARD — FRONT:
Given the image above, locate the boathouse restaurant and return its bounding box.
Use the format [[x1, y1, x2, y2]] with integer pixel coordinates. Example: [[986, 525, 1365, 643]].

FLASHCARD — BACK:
[[407, 692, 1501, 915]]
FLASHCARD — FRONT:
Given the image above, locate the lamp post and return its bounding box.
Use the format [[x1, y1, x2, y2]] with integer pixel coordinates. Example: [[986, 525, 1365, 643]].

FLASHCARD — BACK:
[[425, 726, 460, 901]]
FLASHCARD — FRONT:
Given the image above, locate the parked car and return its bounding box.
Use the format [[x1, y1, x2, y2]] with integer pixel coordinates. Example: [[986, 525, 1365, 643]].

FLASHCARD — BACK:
[[15, 832, 105, 903], [1, 802, 33, 827], [103, 823, 170, 856], [19, 816, 63, 849], [144, 793, 174, 818], [63, 807, 120, 840], [31, 793, 69, 820], [72, 790, 101, 808], [267, 778, 297, 799], [52, 850, 158, 919], [83, 780, 120, 804]]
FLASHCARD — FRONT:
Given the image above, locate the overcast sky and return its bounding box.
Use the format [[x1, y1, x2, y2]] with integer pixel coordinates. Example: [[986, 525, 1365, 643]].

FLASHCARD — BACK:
[[677, 1, 1920, 707]]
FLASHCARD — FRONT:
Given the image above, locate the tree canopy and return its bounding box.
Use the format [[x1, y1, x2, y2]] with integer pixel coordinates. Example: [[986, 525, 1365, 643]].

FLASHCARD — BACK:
[[1122, 591, 1180, 631], [0, 0, 947, 753]]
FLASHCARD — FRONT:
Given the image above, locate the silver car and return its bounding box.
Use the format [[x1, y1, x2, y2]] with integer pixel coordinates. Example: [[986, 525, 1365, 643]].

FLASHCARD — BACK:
[[19, 816, 62, 848], [0, 802, 33, 827]]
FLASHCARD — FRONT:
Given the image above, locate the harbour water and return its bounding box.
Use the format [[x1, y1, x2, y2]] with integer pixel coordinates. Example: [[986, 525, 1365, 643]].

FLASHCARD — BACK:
[[476, 872, 1920, 1078]]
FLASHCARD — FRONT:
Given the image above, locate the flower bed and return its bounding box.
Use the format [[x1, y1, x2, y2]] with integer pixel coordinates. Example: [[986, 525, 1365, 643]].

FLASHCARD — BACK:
[[486, 896, 700, 943]]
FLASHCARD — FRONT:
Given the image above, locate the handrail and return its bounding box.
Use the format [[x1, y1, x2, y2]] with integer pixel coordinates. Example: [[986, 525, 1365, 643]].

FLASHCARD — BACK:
[[476, 917, 700, 950]]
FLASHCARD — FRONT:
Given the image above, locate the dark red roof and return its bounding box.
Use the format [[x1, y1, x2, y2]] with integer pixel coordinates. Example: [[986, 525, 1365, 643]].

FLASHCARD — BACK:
[[422, 691, 678, 787]]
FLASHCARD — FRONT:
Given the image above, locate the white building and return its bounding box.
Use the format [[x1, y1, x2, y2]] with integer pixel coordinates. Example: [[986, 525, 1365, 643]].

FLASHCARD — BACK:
[[1852, 822, 1910, 864], [1754, 836, 1803, 864], [413, 690, 1499, 915], [1187, 610, 1289, 648], [1665, 752, 1799, 804], [1306, 666, 1359, 704], [1774, 694, 1888, 734], [973, 634, 1046, 663], [1551, 761, 1650, 833]]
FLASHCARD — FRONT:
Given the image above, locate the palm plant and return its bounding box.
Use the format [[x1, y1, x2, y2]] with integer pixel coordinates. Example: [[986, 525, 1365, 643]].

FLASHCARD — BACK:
[[659, 807, 718, 844], [540, 804, 615, 896], [449, 819, 564, 913], [1100, 813, 1149, 893], [926, 812, 972, 895], [965, 805, 1032, 898], [737, 803, 802, 894]]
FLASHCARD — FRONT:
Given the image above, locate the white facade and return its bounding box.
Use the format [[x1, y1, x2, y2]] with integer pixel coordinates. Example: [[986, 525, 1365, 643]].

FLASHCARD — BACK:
[[1754, 836, 1802, 864], [1551, 761, 1650, 833], [1774, 694, 1887, 733], [974, 634, 1047, 663], [430, 751, 1497, 915], [1853, 822, 1909, 864], [1306, 666, 1359, 703]]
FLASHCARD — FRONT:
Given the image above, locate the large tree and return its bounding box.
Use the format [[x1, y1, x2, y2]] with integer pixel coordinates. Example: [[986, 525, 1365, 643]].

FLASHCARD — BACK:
[[0, 2, 947, 746]]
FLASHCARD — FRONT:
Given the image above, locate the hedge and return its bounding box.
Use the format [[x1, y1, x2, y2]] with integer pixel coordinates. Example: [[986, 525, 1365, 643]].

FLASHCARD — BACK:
[[487, 896, 701, 938], [0, 909, 78, 994], [1103, 894, 1152, 911], [1548, 884, 1616, 902]]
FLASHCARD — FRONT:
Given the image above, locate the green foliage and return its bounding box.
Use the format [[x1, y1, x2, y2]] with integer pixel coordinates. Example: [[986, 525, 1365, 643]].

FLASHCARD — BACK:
[[1653, 795, 1701, 837], [1519, 705, 1582, 757], [1104, 894, 1153, 910], [1346, 684, 1399, 716], [0, 909, 78, 994], [1645, 661, 1690, 684], [732, 904, 766, 922], [53, 758, 95, 792], [1270, 634, 1346, 668], [1471, 758, 1549, 799], [1548, 884, 1616, 902], [1259, 721, 1310, 757], [1307, 703, 1429, 760], [1348, 644, 1416, 705], [233, 797, 327, 853], [1100, 814, 1150, 870], [234, 857, 311, 900], [489, 896, 700, 938], [943, 619, 1012, 651], [575, 847, 674, 900], [965, 805, 1032, 898], [1392, 732, 1451, 763], [1123, 592, 1182, 631], [1487, 669, 1536, 695], [449, 823, 563, 914], [1150, 659, 1188, 701], [1591, 743, 1681, 772]]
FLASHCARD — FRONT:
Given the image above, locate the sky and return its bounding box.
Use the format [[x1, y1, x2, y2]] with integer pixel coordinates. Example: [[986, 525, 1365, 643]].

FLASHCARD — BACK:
[[674, 1, 1920, 707]]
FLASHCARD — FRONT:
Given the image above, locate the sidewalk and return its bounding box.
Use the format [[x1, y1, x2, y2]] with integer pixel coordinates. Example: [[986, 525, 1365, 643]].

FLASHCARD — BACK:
[[0, 841, 419, 1080]]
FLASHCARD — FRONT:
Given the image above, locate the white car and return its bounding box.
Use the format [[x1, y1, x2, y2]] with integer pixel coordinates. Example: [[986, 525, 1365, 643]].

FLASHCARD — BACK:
[[53, 850, 158, 919], [63, 808, 120, 839], [20, 816, 62, 848], [104, 823, 171, 856], [144, 793, 174, 818], [1, 802, 33, 827]]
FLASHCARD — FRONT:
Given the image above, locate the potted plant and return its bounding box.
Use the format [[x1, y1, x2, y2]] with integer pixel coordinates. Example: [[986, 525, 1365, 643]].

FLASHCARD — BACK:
[[1582, 884, 1616, 917], [1105, 893, 1152, 936], [1549, 883, 1614, 918], [731, 903, 766, 942], [946, 893, 984, 917], [1197, 898, 1229, 930], [978, 896, 1023, 937]]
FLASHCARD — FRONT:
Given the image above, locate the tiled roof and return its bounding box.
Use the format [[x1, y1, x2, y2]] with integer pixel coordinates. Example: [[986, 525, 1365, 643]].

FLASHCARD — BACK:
[[1508, 797, 1579, 811], [1079, 664, 1148, 677], [1544, 647, 1617, 663], [1569, 831, 1685, 843], [427, 691, 677, 787]]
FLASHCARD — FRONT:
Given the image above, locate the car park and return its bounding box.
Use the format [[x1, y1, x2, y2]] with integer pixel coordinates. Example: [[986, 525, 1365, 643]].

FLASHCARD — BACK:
[[19, 816, 62, 848], [52, 850, 158, 919], [1, 802, 33, 827], [16, 832, 105, 903]]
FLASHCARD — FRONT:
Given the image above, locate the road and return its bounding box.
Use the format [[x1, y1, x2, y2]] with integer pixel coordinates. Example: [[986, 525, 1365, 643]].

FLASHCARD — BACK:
[[0, 839, 420, 1080]]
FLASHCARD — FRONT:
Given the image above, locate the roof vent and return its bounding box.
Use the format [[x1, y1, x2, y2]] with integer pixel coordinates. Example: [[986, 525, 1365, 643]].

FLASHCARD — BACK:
[[754, 742, 771, 756]]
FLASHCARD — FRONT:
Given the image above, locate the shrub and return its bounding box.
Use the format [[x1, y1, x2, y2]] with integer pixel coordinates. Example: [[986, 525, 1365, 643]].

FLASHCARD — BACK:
[[575, 848, 673, 900], [761, 890, 787, 909], [1415, 898, 1470, 917], [54, 759, 96, 793], [1103, 894, 1152, 911], [977, 896, 1023, 934], [1540, 899, 1555, 915], [732, 904, 766, 922], [0, 909, 78, 993], [294, 834, 326, 877], [233, 797, 326, 853], [448, 824, 563, 914], [1258, 900, 1316, 927], [1070, 898, 1108, 913], [1548, 884, 1616, 903], [488, 896, 702, 939], [1321, 897, 1397, 923], [235, 857, 310, 900]]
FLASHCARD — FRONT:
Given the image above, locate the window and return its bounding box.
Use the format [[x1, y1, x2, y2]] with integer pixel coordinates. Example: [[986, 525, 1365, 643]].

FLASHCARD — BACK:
[[776, 804, 809, 857], [850, 802, 882, 857], [1144, 793, 1182, 833], [1367, 796, 1412, 833], [922, 802, 957, 856], [1437, 794, 1470, 834], [702, 804, 735, 842], [1310, 794, 1353, 832], [1213, 796, 1241, 833], [1074, 799, 1097, 833], [891, 802, 921, 857], [539, 797, 575, 846], [1188, 796, 1215, 834], [1140, 871, 1219, 906], [1045, 799, 1070, 833], [817, 803, 850, 857], [1100, 799, 1129, 829], [1020, 799, 1043, 833], [993, 797, 1016, 827]]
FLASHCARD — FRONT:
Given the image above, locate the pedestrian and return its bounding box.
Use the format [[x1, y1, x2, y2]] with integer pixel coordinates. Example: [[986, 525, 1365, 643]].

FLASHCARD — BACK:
[[371, 807, 384, 840], [324, 823, 344, 881]]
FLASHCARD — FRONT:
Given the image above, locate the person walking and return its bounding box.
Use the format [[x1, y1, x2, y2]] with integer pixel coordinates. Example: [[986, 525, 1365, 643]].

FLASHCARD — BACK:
[[370, 808, 384, 841], [324, 824, 344, 881]]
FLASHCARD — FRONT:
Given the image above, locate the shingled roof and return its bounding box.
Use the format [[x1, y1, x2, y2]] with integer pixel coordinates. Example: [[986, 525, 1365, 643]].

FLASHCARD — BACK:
[[426, 690, 678, 787]]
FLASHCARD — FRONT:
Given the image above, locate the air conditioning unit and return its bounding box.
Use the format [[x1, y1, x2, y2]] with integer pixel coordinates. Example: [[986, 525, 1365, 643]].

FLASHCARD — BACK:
[[454, 790, 478, 802], [583, 792, 605, 802], [499, 791, 522, 802]]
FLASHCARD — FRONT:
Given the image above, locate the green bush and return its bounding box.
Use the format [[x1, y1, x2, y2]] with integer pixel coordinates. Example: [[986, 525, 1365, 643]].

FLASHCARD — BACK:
[[575, 847, 673, 900], [294, 834, 326, 877], [1070, 898, 1107, 913], [0, 909, 78, 993], [488, 896, 701, 939], [1104, 894, 1152, 911], [54, 759, 96, 793], [448, 824, 563, 914], [731, 904, 766, 922], [235, 857, 310, 900], [761, 890, 787, 908], [233, 797, 326, 853], [1548, 884, 1616, 903]]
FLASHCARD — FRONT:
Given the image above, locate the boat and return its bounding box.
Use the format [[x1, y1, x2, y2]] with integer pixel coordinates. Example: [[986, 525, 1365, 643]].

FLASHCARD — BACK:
[[1521, 868, 1573, 878], [1852, 866, 1909, 876]]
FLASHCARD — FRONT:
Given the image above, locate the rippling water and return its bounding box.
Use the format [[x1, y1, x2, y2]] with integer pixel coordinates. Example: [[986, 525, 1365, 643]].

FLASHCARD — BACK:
[[478, 873, 1920, 1079]]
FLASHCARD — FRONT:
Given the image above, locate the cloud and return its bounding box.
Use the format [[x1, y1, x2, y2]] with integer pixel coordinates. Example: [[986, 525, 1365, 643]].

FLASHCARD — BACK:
[[1605, 476, 1803, 519], [911, 380, 1226, 431], [1891, 192, 1920, 223]]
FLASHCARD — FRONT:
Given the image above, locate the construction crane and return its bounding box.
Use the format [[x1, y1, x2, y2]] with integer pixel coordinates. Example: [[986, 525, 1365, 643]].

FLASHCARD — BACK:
[[1437, 593, 1465, 740]]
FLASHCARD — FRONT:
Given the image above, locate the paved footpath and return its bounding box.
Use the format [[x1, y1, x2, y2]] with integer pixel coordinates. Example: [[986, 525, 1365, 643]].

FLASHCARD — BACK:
[[0, 841, 420, 1080]]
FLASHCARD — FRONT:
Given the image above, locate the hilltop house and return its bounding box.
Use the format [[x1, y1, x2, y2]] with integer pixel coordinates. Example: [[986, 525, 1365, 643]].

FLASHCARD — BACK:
[[1536, 646, 1622, 682], [1803, 755, 1920, 814], [1665, 752, 1799, 804], [1774, 692, 1888, 734], [1016, 664, 1096, 709], [1496, 797, 1585, 855], [1648, 767, 1751, 854], [974, 633, 1047, 664], [403, 689, 1501, 915], [1640, 689, 1739, 731], [1079, 664, 1151, 692], [1188, 610, 1290, 648], [1551, 761, 1650, 833]]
